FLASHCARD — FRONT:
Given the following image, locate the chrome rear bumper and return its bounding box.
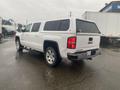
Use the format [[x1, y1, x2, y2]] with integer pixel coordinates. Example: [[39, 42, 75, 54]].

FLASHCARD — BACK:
[[67, 49, 101, 60]]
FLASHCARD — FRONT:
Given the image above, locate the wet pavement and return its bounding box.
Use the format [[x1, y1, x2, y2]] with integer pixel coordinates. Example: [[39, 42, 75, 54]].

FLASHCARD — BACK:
[[0, 39, 120, 90]]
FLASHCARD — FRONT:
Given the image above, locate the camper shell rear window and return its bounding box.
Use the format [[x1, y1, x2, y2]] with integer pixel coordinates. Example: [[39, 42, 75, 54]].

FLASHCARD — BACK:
[[76, 19, 100, 33]]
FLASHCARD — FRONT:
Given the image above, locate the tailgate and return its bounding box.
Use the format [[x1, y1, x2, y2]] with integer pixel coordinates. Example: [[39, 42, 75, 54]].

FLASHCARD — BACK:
[[76, 34, 100, 51]]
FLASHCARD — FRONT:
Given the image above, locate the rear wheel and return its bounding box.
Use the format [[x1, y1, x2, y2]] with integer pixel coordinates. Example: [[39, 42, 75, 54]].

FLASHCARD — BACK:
[[15, 39, 23, 52], [45, 47, 61, 67]]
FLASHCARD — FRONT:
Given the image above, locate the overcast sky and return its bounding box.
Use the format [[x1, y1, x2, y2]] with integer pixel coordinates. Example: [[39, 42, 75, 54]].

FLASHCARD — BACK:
[[0, 0, 115, 23]]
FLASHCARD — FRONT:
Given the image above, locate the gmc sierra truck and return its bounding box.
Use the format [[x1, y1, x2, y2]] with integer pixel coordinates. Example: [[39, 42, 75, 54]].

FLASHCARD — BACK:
[[15, 17, 101, 67]]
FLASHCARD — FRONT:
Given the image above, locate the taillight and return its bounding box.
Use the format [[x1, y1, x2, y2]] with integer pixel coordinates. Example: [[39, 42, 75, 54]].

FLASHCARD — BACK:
[[67, 36, 77, 49]]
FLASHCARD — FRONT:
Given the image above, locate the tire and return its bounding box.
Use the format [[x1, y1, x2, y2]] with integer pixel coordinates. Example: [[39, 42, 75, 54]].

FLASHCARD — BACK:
[[15, 39, 23, 52], [45, 47, 61, 67]]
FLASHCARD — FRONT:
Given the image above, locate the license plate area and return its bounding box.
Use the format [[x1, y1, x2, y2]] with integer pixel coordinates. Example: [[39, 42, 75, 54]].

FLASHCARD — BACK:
[[91, 50, 96, 55]]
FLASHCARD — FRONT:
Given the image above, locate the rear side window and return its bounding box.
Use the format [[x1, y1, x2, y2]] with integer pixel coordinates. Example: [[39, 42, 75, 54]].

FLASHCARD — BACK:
[[31, 23, 41, 32], [44, 19, 70, 31], [60, 19, 70, 30], [76, 19, 100, 33]]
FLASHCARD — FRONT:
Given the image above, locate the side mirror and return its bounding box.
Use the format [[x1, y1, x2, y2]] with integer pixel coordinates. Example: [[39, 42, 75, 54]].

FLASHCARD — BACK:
[[21, 29, 25, 32]]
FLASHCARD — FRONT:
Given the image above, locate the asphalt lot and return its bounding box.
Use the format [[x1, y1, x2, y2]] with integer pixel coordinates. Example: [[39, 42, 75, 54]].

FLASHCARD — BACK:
[[0, 39, 120, 90]]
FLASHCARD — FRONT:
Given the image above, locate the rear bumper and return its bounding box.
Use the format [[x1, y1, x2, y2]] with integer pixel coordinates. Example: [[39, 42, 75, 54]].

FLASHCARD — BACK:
[[67, 49, 101, 61]]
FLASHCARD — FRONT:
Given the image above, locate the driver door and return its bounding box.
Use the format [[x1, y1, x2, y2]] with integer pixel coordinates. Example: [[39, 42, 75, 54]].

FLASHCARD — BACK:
[[21, 24, 32, 47]]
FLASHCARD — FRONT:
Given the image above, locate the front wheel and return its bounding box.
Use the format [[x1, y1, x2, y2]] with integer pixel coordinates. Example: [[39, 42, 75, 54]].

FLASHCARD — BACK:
[[15, 39, 23, 52], [45, 47, 61, 67]]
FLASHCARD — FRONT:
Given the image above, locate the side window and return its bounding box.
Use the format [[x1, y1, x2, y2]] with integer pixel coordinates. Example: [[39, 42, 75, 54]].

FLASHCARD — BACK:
[[60, 19, 70, 30], [44, 21, 60, 31], [25, 24, 32, 32], [44, 19, 70, 31], [31, 23, 41, 32]]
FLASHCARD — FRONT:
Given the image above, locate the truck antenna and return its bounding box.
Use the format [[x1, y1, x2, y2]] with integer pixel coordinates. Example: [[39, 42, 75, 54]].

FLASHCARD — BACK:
[[70, 11, 72, 17]]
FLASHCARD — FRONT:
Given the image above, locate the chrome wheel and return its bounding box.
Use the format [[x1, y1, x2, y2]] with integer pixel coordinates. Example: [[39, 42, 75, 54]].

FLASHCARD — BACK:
[[45, 47, 61, 67], [46, 49, 55, 65]]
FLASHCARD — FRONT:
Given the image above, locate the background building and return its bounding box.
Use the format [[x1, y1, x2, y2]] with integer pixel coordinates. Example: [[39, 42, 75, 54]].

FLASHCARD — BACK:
[[100, 1, 120, 12]]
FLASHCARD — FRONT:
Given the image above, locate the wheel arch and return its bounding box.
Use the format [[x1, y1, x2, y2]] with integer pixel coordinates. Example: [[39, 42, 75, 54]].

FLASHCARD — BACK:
[[43, 40, 61, 58], [15, 36, 20, 41]]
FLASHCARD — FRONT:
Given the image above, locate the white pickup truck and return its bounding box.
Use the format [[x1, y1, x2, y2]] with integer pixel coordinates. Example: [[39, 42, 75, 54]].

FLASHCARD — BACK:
[[15, 17, 101, 67]]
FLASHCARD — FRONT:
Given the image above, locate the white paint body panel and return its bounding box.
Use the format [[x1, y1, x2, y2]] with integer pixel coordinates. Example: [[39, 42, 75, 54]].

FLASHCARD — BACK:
[[76, 33, 100, 52]]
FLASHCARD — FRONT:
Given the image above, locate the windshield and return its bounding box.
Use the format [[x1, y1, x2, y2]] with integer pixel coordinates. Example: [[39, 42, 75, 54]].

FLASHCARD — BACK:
[[76, 19, 100, 33]]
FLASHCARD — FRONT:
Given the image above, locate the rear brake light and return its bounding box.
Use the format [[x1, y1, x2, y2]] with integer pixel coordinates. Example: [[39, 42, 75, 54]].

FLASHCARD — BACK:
[[67, 36, 77, 49]]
